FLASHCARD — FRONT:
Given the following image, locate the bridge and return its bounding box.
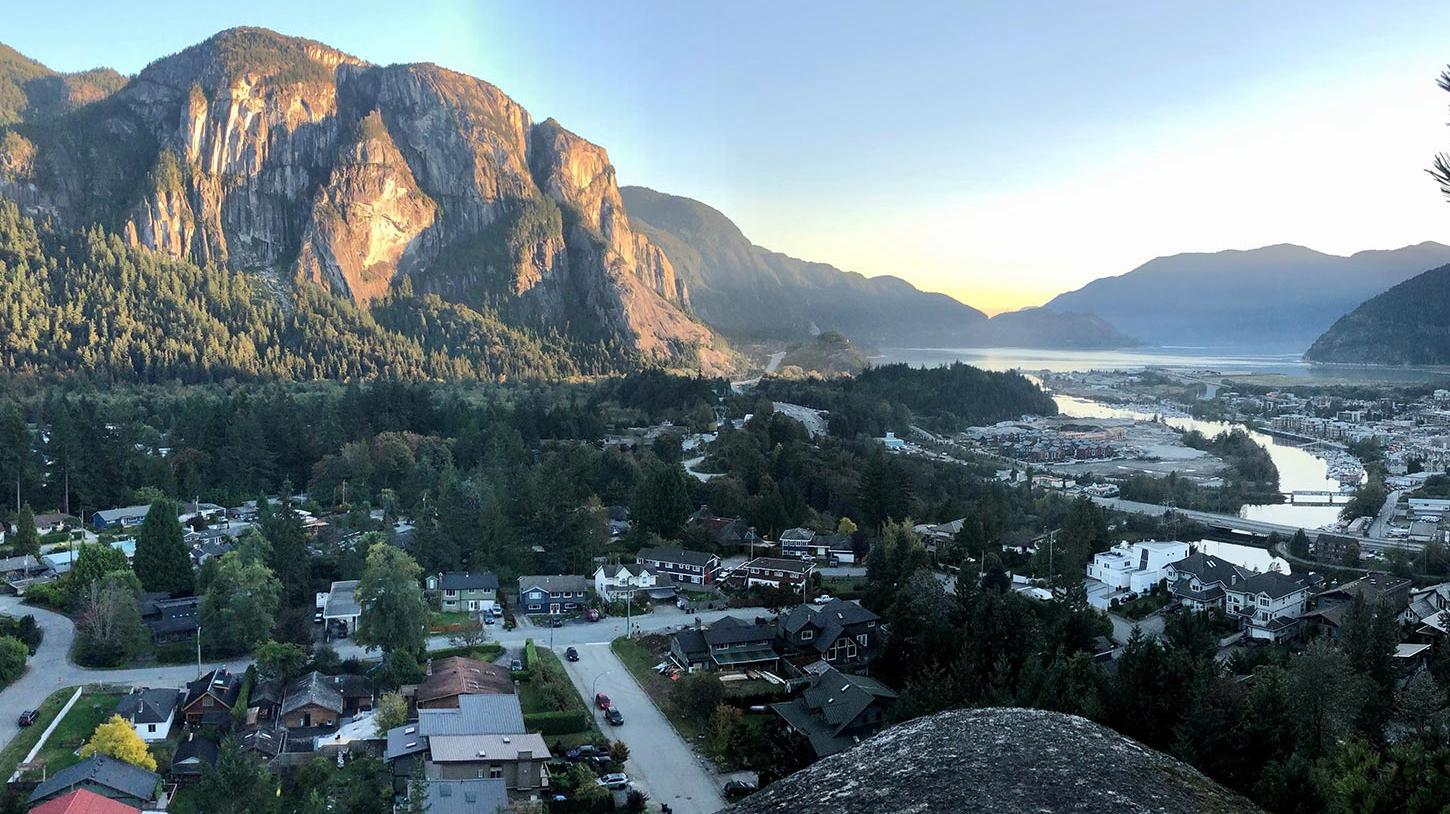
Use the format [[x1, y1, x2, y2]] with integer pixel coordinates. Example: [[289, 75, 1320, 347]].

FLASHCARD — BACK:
[[1286, 490, 1352, 506], [1086, 496, 1419, 555]]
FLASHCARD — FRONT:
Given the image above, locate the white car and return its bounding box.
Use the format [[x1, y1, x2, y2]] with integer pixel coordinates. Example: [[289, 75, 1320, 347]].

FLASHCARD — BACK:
[[596, 773, 630, 790]]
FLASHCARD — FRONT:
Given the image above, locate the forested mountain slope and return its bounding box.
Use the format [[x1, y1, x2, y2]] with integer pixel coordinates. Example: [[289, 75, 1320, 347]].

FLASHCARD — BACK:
[[1306, 263, 1450, 365]]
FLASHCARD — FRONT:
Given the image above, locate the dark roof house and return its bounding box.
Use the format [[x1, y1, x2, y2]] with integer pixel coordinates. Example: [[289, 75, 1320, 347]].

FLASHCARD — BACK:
[[27, 756, 160, 807], [779, 600, 882, 665], [771, 666, 898, 758]]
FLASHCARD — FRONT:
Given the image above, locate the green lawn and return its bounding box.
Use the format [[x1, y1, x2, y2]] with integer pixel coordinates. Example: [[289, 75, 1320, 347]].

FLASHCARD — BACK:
[[0, 686, 76, 780], [1115, 592, 1172, 620], [428, 610, 476, 632], [32, 690, 124, 775], [610, 637, 707, 742], [819, 576, 866, 599]]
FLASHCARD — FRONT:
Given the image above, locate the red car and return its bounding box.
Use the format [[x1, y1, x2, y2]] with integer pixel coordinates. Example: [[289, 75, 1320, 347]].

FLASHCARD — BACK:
[[595, 692, 612, 710]]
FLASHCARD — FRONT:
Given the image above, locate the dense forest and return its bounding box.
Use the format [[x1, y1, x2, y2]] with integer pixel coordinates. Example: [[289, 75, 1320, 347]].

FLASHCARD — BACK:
[[0, 200, 633, 383]]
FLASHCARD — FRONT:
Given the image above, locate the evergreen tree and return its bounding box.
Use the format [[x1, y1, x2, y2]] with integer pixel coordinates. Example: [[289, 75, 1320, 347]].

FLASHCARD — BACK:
[[631, 462, 690, 538], [10, 504, 38, 557], [133, 498, 193, 594]]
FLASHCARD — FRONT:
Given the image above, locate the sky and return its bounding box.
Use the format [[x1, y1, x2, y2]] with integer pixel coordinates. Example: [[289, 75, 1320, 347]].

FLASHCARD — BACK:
[[8, 0, 1450, 313]]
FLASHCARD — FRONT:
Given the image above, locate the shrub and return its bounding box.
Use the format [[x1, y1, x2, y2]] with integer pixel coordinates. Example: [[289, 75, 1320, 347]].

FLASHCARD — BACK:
[[522, 710, 590, 735]]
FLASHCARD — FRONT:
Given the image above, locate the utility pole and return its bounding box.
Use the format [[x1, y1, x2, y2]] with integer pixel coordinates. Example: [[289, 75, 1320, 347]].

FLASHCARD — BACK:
[[196, 625, 202, 675], [625, 592, 632, 638]]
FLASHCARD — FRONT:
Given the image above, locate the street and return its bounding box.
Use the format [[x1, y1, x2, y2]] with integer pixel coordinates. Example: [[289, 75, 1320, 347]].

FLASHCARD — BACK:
[[0, 596, 248, 752], [556, 642, 725, 814]]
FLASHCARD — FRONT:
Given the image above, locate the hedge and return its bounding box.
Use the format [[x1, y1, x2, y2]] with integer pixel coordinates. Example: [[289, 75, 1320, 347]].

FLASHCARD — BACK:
[[524, 639, 538, 669], [524, 710, 590, 735], [425, 643, 504, 661]]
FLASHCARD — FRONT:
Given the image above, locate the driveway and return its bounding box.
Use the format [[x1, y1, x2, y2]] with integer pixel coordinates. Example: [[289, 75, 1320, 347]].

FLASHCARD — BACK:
[[0, 597, 247, 752], [556, 642, 724, 814], [1107, 612, 1165, 646]]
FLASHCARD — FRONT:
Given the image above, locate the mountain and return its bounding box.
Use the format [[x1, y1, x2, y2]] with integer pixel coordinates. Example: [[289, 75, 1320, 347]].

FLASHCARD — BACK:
[[0, 43, 125, 126], [1045, 242, 1450, 352], [729, 708, 1261, 814], [1306, 263, 1450, 365], [777, 331, 871, 377], [621, 186, 1137, 349], [0, 28, 732, 376]]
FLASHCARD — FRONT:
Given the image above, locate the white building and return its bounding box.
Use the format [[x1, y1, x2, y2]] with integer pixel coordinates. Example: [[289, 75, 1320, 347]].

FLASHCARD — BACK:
[[593, 563, 673, 601], [1085, 541, 1190, 594], [116, 687, 181, 743], [1226, 572, 1316, 643]]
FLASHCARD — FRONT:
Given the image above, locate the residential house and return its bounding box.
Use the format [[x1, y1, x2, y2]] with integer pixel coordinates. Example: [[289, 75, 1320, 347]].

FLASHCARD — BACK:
[[422, 779, 510, 814], [779, 529, 856, 563], [515, 575, 590, 616], [426, 572, 499, 614], [91, 506, 153, 530], [414, 657, 515, 710], [592, 563, 675, 602], [1409, 582, 1450, 638], [31, 513, 79, 535], [778, 600, 882, 666], [26, 756, 160, 808], [140, 595, 200, 645], [1085, 541, 1191, 594], [238, 726, 286, 760], [28, 789, 140, 814], [322, 580, 362, 634], [606, 505, 632, 539], [115, 688, 181, 743], [770, 666, 898, 758], [687, 506, 765, 554], [181, 668, 242, 727], [279, 671, 346, 730], [1162, 553, 1250, 612], [1301, 572, 1413, 638], [668, 616, 779, 673], [424, 733, 551, 797], [1226, 571, 1320, 643], [168, 735, 219, 787], [736, 556, 814, 591], [384, 695, 529, 794], [635, 547, 720, 587], [913, 519, 966, 554], [0, 554, 44, 580]]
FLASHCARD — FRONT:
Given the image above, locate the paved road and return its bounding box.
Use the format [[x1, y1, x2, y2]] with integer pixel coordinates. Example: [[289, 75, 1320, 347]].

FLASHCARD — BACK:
[[331, 605, 772, 661], [556, 642, 724, 814], [0, 597, 246, 752]]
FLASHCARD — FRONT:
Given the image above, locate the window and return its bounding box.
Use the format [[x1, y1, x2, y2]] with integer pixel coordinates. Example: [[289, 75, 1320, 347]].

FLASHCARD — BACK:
[[856, 633, 868, 645], [489, 766, 503, 779], [800, 630, 814, 641], [147, 724, 156, 733]]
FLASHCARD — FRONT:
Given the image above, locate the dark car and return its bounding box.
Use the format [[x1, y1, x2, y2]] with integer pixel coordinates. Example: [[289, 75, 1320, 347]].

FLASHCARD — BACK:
[[565, 745, 601, 761], [565, 647, 579, 662], [510, 659, 524, 672], [723, 780, 757, 799], [605, 707, 624, 725], [17, 710, 38, 727], [551, 618, 564, 628]]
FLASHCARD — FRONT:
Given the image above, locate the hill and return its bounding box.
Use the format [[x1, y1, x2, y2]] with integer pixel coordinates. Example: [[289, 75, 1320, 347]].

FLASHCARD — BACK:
[[0, 43, 125, 126], [622, 186, 1137, 350], [776, 331, 871, 377], [729, 708, 1261, 814], [0, 28, 732, 377], [1305, 263, 1450, 365], [1045, 242, 1450, 352]]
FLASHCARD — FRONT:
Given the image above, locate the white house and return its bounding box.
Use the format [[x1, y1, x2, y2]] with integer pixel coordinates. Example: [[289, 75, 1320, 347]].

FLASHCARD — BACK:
[[1225, 571, 1317, 643], [1085, 541, 1190, 594], [593, 563, 674, 601], [116, 687, 182, 743]]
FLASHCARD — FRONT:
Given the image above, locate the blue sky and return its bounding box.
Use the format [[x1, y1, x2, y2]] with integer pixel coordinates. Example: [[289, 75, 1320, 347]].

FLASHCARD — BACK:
[[9, 1, 1450, 311]]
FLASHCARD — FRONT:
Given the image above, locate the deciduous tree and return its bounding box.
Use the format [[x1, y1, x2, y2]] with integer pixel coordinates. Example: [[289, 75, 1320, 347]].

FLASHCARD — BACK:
[[79, 714, 156, 770]]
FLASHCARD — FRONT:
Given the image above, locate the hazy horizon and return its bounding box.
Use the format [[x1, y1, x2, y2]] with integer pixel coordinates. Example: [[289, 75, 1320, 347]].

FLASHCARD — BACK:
[[8, 0, 1450, 313]]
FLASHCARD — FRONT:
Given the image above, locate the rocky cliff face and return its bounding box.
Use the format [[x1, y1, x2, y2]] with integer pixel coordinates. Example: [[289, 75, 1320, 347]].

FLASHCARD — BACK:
[[0, 28, 731, 372], [732, 708, 1262, 814]]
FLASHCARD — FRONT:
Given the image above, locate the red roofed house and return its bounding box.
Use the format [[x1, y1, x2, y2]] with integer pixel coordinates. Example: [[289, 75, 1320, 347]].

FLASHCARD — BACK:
[[28, 788, 141, 814]]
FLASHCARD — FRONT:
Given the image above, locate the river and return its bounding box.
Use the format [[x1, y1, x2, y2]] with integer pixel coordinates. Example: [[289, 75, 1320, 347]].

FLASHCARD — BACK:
[[1052, 395, 1350, 529]]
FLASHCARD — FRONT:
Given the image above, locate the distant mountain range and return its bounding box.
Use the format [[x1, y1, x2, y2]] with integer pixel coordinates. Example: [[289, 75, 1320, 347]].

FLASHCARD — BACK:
[[1306, 263, 1450, 366], [1045, 242, 1450, 353], [622, 186, 1138, 350]]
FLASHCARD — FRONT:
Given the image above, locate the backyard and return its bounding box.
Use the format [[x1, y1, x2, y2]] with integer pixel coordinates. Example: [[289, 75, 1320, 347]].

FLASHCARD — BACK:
[[11, 687, 125, 779]]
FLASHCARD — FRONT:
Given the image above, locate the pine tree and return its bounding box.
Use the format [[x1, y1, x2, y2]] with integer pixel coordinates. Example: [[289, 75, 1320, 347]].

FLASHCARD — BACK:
[[133, 498, 193, 594], [11, 504, 38, 557]]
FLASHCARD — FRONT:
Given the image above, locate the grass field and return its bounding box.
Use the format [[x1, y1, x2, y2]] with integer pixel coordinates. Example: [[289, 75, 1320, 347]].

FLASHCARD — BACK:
[[610, 636, 707, 742], [28, 690, 124, 776], [0, 686, 75, 779]]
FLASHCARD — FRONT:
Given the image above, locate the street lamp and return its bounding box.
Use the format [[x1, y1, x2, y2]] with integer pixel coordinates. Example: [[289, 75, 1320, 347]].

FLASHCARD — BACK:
[[591, 672, 612, 699]]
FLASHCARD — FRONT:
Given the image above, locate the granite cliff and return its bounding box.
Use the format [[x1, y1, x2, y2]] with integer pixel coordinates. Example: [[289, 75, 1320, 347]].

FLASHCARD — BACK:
[[732, 708, 1262, 814], [0, 28, 731, 373]]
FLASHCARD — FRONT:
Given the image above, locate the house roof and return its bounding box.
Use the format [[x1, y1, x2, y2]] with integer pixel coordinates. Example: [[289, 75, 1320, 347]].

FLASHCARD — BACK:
[[170, 737, 219, 773], [704, 618, 776, 646], [92, 506, 152, 524], [1232, 571, 1312, 601], [671, 628, 709, 662], [27, 790, 140, 814], [780, 528, 816, 543], [637, 547, 718, 568], [427, 733, 551, 763], [384, 695, 527, 760], [745, 557, 813, 574], [238, 726, 285, 758], [116, 688, 181, 725], [1168, 553, 1248, 587], [281, 671, 344, 717], [516, 574, 590, 595], [771, 667, 897, 758], [1318, 573, 1413, 612], [27, 756, 159, 805], [416, 657, 515, 703], [423, 779, 510, 814], [437, 572, 498, 591], [184, 669, 241, 709], [323, 580, 361, 619]]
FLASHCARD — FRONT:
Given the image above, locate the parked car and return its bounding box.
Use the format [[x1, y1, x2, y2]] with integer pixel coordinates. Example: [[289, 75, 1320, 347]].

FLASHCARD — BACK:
[[17, 710, 38, 727], [723, 780, 757, 799], [596, 773, 630, 791], [586, 609, 601, 622], [565, 647, 579, 662], [605, 707, 624, 725], [551, 618, 564, 628], [595, 692, 612, 710], [814, 594, 835, 603], [565, 745, 601, 761], [313, 609, 324, 624], [510, 659, 524, 672]]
